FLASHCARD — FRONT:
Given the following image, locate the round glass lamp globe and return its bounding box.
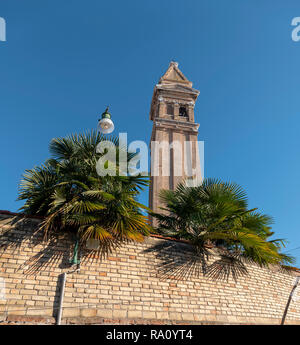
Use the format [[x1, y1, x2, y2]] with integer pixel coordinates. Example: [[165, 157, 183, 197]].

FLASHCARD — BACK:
[[97, 118, 114, 134]]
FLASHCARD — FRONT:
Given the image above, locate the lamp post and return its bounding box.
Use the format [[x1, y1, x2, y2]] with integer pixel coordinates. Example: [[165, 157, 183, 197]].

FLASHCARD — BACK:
[[69, 236, 80, 266], [85, 107, 115, 252], [58, 107, 116, 323], [69, 107, 115, 262]]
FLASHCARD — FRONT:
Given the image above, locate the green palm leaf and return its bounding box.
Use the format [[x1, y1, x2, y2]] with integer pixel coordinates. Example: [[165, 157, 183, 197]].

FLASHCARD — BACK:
[[152, 178, 295, 268], [18, 130, 151, 255]]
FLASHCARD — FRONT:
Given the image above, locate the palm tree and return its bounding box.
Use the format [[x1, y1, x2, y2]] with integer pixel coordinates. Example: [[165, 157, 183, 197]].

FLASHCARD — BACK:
[[18, 131, 151, 255], [151, 179, 294, 268]]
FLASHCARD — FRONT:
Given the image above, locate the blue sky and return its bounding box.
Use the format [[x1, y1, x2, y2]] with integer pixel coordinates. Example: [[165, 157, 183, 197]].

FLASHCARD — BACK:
[[1, 0, 300, 264]]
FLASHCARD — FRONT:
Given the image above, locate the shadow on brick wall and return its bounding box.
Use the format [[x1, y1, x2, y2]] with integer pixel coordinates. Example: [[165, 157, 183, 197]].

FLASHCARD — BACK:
[[143, 240, 249, 281], [0, 215, 72, 275]]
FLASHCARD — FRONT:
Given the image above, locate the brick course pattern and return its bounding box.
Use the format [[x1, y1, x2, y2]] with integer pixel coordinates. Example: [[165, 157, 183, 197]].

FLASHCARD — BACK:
[[0, 213, 300, 325]]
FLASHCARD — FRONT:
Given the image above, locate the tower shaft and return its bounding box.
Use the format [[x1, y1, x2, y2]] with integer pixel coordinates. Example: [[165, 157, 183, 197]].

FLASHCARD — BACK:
[[149, 62, 202, 225]]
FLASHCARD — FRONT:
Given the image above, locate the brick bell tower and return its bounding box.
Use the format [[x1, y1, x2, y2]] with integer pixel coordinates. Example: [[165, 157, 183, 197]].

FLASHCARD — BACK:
[[148, 61, 202, 225]]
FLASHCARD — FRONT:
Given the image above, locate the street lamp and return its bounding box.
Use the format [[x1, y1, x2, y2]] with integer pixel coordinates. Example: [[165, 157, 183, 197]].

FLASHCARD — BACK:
[[84, 107, 115, 252], [97, 106, 114, 134]]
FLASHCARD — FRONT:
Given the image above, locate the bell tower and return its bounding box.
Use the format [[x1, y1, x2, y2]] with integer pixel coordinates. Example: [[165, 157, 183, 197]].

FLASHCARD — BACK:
[[149, 62, 202, 224]]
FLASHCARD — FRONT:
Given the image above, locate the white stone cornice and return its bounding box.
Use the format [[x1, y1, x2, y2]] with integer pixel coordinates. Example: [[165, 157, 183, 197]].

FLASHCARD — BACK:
[[154, 117, 199, 132]]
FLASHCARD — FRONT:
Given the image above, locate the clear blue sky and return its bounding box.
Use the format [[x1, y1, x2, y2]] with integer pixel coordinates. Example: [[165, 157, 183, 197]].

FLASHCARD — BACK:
[[1, 0, 300, 264]]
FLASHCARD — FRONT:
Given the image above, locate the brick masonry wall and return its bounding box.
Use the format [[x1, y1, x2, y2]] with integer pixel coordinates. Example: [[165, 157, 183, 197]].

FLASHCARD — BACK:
[[0, 213, 300, 325]]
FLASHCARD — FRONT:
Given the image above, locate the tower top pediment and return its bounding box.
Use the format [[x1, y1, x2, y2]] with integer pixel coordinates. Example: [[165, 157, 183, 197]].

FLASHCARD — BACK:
[[159, 61, 193, 87]]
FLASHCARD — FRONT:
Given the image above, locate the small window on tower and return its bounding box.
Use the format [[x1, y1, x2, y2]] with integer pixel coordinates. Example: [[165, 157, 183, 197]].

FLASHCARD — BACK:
[[179, 106, 188, 117], [166, 103, 174, 115]]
